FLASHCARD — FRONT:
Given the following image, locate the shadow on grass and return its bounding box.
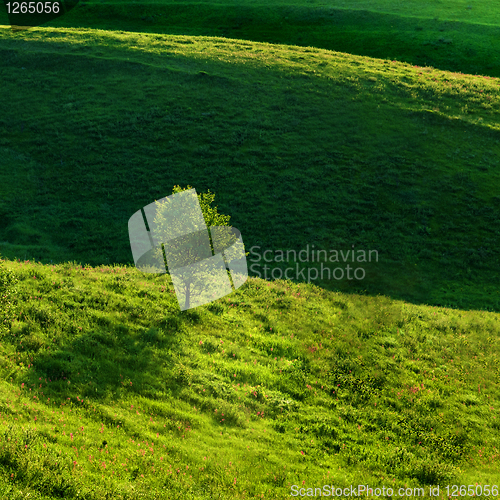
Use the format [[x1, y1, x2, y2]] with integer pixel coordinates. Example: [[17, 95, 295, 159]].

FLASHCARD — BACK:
[[0, 34, 498, 313], [18, 307, 202, 406], [21, 2, 500, 78]]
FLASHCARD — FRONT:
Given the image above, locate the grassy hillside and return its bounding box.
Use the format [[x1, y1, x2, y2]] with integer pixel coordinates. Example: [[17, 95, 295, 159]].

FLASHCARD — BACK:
[[0, 257, 499, 499], [0, 26, 499, 311], [1, 0, 500, 497], [2, 0, 499, 78]]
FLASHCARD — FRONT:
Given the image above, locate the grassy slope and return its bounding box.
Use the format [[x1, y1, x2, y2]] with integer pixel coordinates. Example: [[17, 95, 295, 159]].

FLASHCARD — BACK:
[[0, 26, 499, 311], [3, 0, 499, 77], [0, 1, 499, 497], [0, 258, 498, 499]]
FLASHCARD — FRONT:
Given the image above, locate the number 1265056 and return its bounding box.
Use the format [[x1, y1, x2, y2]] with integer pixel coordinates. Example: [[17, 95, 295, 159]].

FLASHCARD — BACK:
[[5, 2, 61, 14]]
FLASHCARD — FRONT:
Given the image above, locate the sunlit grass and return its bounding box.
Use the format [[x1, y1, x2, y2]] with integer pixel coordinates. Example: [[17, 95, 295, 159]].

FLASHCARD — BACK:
[[2, 0, 498, 77], [0, 257, 499, 498], [0, 1, 499, 496]]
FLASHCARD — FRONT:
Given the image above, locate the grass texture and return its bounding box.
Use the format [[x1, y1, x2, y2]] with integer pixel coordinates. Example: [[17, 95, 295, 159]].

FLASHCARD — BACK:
[[0, 27, 499, 311], [0, 0, 499, 497], [0, 258, 499, 498]]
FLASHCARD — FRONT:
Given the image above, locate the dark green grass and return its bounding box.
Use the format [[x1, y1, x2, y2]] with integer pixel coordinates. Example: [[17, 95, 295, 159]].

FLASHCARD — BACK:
[[2, 0, 499, 77], [0, 258, 499, 498], [0, 2, 499, 496], [0, 27, 499, 311]]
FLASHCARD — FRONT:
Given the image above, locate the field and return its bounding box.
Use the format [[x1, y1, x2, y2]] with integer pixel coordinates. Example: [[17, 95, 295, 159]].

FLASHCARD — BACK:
[[0, 0, 499, 498]]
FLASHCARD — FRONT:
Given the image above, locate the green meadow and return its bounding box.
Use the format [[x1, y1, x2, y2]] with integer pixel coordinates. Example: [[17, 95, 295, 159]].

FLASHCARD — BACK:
[[0, 0, 499, 497], [0, 259, 499, 498]]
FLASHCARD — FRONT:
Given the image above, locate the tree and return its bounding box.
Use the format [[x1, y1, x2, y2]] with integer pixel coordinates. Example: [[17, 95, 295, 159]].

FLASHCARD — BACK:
[[149, 186, 244, 310]]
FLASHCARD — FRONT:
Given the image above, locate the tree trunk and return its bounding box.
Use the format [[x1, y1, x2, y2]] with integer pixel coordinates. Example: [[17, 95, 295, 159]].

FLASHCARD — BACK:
[[185, 281, 191, 310]]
